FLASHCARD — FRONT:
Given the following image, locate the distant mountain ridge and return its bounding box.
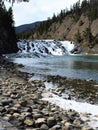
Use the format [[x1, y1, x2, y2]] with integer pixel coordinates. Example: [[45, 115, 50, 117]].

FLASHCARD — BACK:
[[15, 21, 41, 34]]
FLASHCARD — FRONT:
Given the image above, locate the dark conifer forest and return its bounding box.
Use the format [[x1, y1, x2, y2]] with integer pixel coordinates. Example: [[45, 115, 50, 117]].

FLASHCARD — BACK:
[[0, 0, 18, 54], [0, 0, 28, 54]]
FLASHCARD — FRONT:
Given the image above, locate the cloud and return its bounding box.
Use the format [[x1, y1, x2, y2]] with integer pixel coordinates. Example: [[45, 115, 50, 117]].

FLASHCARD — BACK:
[[5, 0, 82, 26]]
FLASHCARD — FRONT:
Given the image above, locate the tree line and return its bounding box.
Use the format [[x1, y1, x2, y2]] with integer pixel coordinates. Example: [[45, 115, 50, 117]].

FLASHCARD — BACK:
[[0, 0, 29, 54]]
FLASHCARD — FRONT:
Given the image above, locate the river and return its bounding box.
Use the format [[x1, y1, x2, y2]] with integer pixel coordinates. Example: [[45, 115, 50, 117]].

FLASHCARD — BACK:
[[8, 54, 98, 82]]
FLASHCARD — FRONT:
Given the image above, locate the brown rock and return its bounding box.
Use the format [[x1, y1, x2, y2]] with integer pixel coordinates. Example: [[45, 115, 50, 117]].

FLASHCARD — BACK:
[[35, 118, 46, 125], [24, 118, 34, 126]]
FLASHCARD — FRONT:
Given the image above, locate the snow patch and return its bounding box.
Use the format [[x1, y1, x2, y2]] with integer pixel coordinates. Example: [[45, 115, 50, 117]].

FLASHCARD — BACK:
[[42, 92, 98, 129]]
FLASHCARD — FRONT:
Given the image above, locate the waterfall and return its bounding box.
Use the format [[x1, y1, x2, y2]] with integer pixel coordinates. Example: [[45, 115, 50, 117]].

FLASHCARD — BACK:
[[17, 40, 75, 56]]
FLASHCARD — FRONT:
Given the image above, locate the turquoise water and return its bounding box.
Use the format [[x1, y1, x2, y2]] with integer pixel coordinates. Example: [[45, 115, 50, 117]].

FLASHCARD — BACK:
[[10, 55, 98, 82]]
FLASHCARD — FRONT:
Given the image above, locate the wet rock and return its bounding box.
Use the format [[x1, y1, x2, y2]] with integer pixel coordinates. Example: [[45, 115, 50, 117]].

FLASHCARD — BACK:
[[1, 100, 13, 106], [47, 117, 57, 128]]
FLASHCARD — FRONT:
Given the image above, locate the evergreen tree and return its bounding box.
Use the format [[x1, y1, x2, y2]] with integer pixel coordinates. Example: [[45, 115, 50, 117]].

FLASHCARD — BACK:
[[83, 25, 94, 47], [0, 0, 18, 53], [52, 13, 56, 23], [75, 30, 82, 43], [81, 0, 88, 14]]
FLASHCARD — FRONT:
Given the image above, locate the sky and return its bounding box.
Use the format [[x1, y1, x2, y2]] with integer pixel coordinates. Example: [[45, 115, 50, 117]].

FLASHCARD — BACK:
[[5, 0, 83, 27]]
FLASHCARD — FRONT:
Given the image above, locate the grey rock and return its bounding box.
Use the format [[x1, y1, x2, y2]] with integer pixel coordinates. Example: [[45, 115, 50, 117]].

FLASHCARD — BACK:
[[1, 100, 13, 106], [50, 124, 61, 130], [40, 124, 49, 130], [47, 117, 57, 128], [33, 113, 43, 119], [0, 117, 18, 130]]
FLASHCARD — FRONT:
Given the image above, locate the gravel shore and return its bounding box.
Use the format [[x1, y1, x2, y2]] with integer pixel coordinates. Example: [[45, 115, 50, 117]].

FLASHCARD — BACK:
[[0, 58, 98, 130]]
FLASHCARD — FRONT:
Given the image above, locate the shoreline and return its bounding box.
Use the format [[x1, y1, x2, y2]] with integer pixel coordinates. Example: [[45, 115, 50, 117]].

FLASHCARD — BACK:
[[0, 58, 98, 129], [70, 52, 98, 56]]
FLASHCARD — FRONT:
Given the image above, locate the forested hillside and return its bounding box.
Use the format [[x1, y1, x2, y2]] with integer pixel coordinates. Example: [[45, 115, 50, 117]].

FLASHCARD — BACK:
[[18, 0, 98, 51], [15, 21, 41, 34]]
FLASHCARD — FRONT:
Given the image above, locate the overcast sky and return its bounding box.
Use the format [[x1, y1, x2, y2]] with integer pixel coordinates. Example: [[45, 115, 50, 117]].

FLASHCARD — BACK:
[[5, 0, 82, 27]]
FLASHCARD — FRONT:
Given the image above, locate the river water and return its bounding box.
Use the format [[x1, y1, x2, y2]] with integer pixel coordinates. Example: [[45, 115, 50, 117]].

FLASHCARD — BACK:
[[9, 54, 98, 82]]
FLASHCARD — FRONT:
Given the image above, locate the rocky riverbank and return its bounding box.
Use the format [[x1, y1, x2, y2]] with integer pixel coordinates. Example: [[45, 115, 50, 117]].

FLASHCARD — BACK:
[[0, 58, 98, 130]]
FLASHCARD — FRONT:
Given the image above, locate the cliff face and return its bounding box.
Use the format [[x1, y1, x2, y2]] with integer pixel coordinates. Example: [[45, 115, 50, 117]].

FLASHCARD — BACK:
[[32, 15, 98, 54], [33, 15, 98, 41]]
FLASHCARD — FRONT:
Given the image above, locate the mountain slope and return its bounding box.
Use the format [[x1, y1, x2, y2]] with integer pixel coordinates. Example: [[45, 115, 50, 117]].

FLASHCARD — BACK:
[[40, 15, 98, 41], [15, 21, 41, 34]]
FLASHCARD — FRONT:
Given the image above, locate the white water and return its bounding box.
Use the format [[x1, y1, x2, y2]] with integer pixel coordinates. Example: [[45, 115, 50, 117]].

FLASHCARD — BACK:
[[17, 40, 75, 56]]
